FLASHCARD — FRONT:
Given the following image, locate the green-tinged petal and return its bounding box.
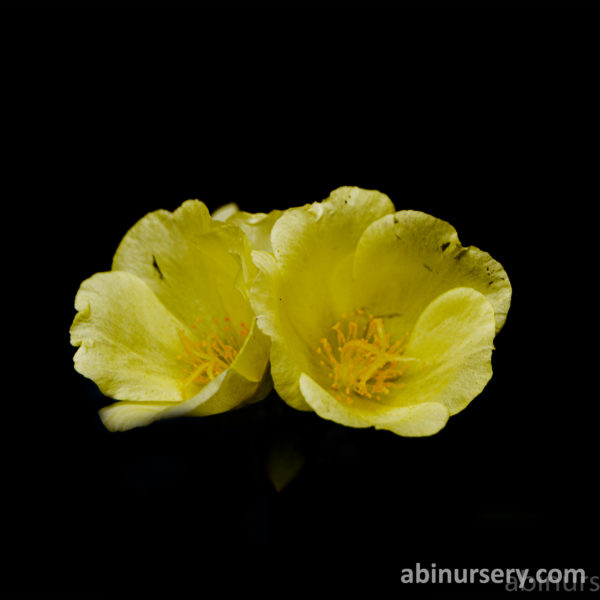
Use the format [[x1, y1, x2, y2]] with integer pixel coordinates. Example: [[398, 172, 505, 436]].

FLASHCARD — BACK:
[[70, 271, 188, 402], [212, 202, 239, 221], [224, 209, 283, 253], [251, 187, 395, 411], [112, 199, 255, 331], [299, 374, 449, 437], [353, 211, 511, 334], [385, 287, 496, 416], [99, 401, 175, 432]]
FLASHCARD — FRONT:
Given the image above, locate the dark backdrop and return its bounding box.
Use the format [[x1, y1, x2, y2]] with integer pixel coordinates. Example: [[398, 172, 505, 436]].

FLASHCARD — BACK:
[[8, 25, 597, 594]]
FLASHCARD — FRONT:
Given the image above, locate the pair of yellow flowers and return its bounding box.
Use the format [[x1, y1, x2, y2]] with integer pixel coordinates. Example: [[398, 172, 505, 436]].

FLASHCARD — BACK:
[[71, 187, 511, 436]]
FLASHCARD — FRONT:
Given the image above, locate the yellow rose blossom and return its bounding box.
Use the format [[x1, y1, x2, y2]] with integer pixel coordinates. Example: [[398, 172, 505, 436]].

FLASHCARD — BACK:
[[250, 187, 511, 437], [70, 200, 273, 432]]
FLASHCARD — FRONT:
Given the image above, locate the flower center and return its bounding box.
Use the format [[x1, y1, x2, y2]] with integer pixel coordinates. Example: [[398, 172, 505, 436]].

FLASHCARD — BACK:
[[317, 310, 408, 405], [177, 317, 249, 394]]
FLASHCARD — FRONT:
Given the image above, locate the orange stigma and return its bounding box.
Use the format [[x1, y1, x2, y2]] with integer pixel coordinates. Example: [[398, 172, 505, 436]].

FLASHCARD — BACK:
[[317, 310, 409, 405]]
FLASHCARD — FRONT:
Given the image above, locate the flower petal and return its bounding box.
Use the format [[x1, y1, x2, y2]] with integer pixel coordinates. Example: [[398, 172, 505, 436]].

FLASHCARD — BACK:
[[70, 271, 187, 402], [159, 367, 265, 419], [99, 401, 175, 432], [299, 374, 449, 437], [228, 318, 271, 383], [212, 202, 239, 221], [298, 373, 371, 429], [112, 199, 255, 331], [212, 202, 283, 252], [224, 209, 283, 253], [390, 287, 497, 416], [378, 403, 450, 437], [353, 210, 511, 334], [250, 251, 312, 410], [251, 187, 395, 411], [270, 187, 395, 338], [97, 326, 272, 432], [298, 287, 495, 436]]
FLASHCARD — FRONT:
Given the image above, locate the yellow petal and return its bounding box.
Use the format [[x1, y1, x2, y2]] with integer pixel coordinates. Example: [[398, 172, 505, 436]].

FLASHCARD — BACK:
[[159, 367, 262, 419], [251, 250, 312, 411], [95, 323, 271, 432], [112, 199, 255, 330], [212, 202, 282, 252], [299, 374, 450, 437], [250, 250, 280, 339], [212, 202, 239, 221], [224, 209, 283, 253], [70, 271, 187, 402], [399, 286, 496, 416], [229, 318, 271, 383], [297, 287, 495, 436], [99, 401, 175, 432], [270, 187, 395, 337], [353, 210, 511, 334], [251, 187, 395, 411], [379, 403, 450, 437]]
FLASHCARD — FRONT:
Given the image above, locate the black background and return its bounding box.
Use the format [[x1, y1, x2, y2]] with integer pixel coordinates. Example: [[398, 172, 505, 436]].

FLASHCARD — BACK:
[[7, 20, 598, 594]]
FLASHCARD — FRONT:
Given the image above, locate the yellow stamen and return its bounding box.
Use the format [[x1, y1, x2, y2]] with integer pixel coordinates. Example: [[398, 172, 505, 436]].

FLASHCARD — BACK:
[[317, 311, 409, 405], [177, 316, 247, 396]]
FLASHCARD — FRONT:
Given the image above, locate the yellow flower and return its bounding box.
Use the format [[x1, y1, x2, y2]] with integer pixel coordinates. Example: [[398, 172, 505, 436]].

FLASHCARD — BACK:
[[70, 200, 272, 432], [250, 187, 511, 436]]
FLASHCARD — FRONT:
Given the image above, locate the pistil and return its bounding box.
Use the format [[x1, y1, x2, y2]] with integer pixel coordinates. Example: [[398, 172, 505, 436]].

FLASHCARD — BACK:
[[317, 310, 409, 405]]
